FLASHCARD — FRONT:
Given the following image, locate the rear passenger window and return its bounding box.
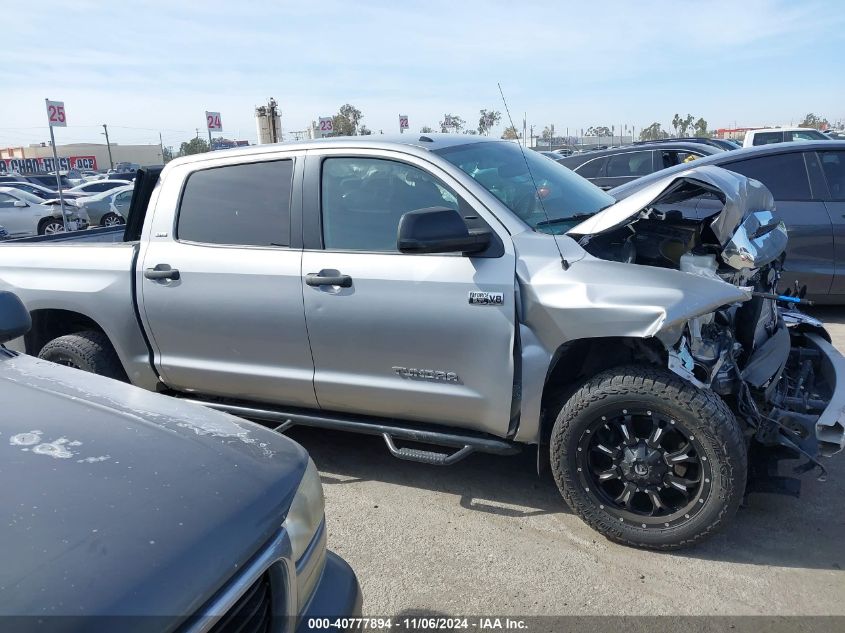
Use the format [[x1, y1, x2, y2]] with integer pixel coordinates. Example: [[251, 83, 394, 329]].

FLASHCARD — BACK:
[[321, 157, 460, 252], [574, 157, 605, 178], [725, 153, 811, 200], [177, 160, 293, 246], [606, 151, 653, 177]]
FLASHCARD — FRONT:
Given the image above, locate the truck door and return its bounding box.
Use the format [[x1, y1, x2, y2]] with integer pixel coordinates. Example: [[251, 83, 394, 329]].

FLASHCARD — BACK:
[[300, 150, 517, 436], [137, 154, 318, 408]]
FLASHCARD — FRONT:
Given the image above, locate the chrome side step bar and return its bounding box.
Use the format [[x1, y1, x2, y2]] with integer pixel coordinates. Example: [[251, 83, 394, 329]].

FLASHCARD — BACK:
[[181, 399, 520, 465]]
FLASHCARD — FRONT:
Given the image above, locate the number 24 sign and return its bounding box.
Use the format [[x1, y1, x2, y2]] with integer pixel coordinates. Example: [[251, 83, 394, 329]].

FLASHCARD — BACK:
[[46, 100, 67, 127], [206, 111, 223, 132]]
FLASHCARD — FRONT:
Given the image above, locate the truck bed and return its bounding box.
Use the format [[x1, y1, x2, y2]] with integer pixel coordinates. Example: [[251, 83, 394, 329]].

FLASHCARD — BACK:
[[0, 233, 159, 390]]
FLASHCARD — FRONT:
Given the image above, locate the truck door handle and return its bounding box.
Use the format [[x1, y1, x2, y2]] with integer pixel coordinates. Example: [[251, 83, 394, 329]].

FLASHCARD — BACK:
[[305, 272, 352, 287], [144, 267, 180, 281]]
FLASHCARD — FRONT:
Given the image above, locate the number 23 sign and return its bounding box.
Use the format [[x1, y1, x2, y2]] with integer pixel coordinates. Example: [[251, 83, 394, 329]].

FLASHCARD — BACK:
[[46, 100, 67, 127], [206, 111, 223, 132]]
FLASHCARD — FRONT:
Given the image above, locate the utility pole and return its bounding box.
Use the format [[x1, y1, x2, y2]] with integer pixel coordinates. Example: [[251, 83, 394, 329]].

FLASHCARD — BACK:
[[102, 124, 114, 170], [159, 132, 165, 163], [268, 98, 279, 143]]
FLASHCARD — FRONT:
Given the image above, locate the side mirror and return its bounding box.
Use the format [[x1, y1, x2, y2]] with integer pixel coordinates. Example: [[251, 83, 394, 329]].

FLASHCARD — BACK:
[[0, 291, 31, 343], [397, 207, 491, 255], [13, 200, 27, 208]]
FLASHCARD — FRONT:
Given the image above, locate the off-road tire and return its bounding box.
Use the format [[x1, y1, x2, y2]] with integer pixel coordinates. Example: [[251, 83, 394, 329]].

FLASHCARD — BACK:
[[550, 364, 746, 550], [38, 331, 127, 381]]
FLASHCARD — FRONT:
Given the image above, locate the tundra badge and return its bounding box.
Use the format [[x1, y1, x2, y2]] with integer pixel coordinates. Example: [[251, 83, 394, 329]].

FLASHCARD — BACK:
[[468, 291, 504, 305]]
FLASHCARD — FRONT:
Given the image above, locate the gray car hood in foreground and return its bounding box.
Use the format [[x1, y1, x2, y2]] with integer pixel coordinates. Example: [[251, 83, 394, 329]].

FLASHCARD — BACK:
[[0, 352, 308, 621], [566, 164, 775, 244]]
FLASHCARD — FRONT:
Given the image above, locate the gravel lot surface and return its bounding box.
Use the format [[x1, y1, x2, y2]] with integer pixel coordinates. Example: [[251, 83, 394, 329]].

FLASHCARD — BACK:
[[289, 307, 845, 617]]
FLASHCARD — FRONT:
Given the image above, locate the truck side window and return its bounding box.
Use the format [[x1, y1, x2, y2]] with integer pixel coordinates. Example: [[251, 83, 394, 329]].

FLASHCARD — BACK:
[[177, 160, 293, 247], [321, 157, 460, 252]]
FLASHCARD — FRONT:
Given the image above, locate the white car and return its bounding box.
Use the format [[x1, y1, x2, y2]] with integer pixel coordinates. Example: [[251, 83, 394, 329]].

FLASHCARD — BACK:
[[76, 185, 133, 226], [67, 179, 132, 195], [742, 127, 831, 147], [0, 187, 89, 236]]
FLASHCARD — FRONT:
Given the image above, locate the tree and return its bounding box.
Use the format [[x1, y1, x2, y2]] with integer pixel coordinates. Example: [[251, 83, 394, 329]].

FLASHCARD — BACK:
[[359, 125, 372, 135], [179, 137, 209, 156], [639, 122, 667, 141], [162, 146, 174, 162], [439, 114, 465, 133], [477, 109, 501, 136], [332, 103, 363, 136], [693, 118, 709, 137], [420, 125, 434, 133], [671, 113, 695, 137], [501, 125, 519, 140], [586, 126, 611, 138], [800, 113, 830, 130]]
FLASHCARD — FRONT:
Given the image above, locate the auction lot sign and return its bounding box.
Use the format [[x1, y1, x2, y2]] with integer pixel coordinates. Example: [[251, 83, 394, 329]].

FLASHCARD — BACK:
[[0, 156, 98, 174]]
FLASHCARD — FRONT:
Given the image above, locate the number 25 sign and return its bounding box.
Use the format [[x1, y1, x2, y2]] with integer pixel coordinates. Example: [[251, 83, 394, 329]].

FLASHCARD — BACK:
[[46, 100, 67, 127], [206, 111, 223, 132]]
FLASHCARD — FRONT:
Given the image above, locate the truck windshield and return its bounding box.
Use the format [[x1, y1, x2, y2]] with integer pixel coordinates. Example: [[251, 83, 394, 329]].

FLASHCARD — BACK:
[[434, 141, 614, 234]]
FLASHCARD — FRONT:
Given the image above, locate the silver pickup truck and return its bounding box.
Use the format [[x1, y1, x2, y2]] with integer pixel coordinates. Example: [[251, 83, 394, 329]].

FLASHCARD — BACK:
[[1, 134, 843, 550]]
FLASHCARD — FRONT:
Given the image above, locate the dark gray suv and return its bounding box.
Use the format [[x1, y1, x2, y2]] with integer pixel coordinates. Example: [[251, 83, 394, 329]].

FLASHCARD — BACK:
[[610, 141, 845, 303], [558, 141, 723, 190]]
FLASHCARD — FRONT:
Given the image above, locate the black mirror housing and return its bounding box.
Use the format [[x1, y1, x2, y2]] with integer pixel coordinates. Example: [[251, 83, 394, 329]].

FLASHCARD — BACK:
[[0, 291, 31, 344], [397, 207, 491, 255]]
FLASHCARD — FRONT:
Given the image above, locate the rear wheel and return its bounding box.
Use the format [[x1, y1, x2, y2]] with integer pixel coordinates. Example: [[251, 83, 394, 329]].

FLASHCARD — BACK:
[[38, 218, 65, 235], [38, 331, 127, 381], [100, 213, 125, 227], [550, 365, 746, 549]]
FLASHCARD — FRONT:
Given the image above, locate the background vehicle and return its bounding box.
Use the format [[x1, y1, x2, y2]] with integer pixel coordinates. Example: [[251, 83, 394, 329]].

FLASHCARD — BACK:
[[0, 187, 87, 235], [77, 185, 133, 226], [742, 127, 831, 147], [610, 141, 845, 303], [826, 130, 845, 141], [0, 136, 842, 550], [0, 180, 85, 201], [107, 170, 137, 181], [558, 141, 722, 189], [0, 290, 362, 627], [632, 137, 741, 151], [19, 173, 73, 190], [68, 179, 132, 195]]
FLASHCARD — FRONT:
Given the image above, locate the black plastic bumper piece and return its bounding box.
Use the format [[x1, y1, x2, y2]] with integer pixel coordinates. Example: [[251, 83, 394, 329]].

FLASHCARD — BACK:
[[298, 551, 363, 632]]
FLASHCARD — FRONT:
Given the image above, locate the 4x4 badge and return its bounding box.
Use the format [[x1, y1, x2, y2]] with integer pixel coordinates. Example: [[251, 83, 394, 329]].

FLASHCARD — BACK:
[[468, 291, 504, 305]]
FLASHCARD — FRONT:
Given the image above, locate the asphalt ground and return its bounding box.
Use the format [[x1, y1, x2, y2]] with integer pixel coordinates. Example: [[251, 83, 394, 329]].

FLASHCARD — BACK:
[[288, 308, 845, 618]]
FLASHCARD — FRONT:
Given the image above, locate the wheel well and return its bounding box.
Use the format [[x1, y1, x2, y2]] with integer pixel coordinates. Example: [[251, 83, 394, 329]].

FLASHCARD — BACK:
[[25, 309, 107, 357], [538, 337, 667, 445]]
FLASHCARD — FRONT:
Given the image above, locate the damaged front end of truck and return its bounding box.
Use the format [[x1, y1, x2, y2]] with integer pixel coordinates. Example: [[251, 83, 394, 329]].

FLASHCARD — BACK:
[[565, 165, 845, 489]]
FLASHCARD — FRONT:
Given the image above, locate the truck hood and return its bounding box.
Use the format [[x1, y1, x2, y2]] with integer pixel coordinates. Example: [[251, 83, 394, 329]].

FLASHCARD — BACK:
[[567, 164, 775, 245], [0, 352, 308, 620]]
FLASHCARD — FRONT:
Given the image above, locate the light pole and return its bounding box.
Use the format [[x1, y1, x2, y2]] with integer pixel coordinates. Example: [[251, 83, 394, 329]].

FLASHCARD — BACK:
[[102, 124, 114, 170]]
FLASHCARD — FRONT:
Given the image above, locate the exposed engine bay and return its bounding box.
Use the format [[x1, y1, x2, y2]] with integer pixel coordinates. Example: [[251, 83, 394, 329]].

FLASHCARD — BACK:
[[568, 165, 843, 485]]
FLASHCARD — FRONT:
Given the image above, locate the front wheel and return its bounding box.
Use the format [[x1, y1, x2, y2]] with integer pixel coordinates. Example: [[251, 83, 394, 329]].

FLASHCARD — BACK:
[[39, 218, 66, 235], [100, 213, 125, 227], [550, 365, 747, 550]]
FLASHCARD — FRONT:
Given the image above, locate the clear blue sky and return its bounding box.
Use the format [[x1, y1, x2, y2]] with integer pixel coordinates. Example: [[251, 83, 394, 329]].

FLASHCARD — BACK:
[[1, 0, 843, 149]]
